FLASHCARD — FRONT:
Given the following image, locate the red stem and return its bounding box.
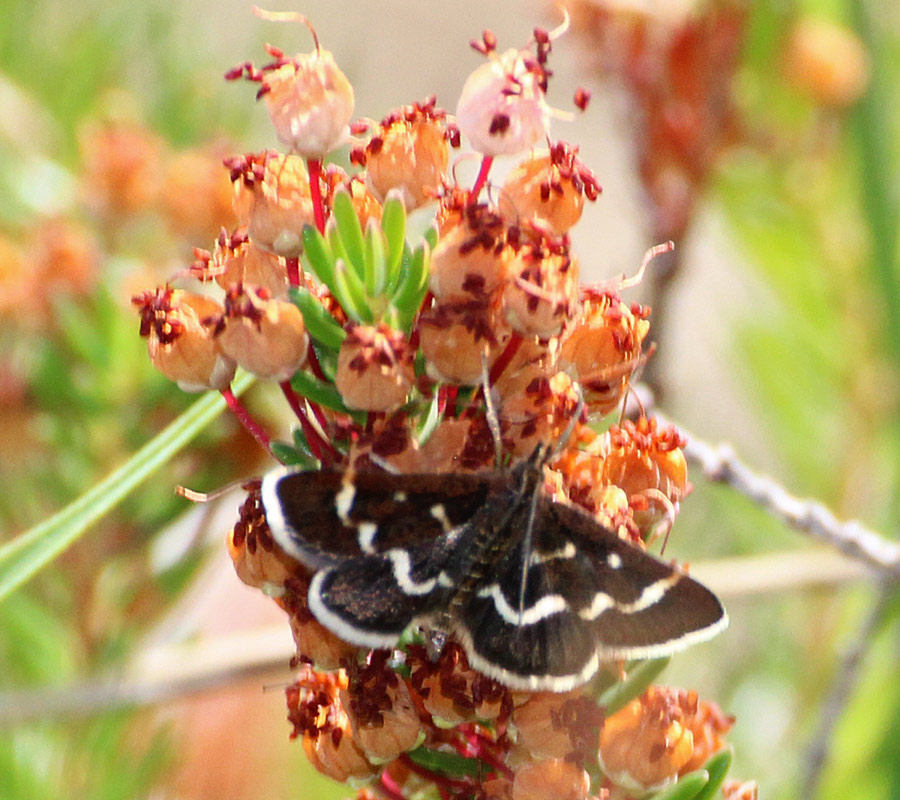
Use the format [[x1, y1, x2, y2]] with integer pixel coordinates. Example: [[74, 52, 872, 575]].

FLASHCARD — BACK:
[[488, 333, 523, 384], [278, 380, 337, 466], [470, 155, 494, 201], [307, 157, 326, 234], [303, 345, 331, 430], [285, 256, 301, 287], [220, 387, 271, 453], [399, 754, 473, 793], [379, 769, 407, 800]]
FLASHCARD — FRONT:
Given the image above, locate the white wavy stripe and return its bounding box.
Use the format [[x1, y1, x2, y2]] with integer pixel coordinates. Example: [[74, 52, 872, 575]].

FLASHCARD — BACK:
[[578, 573, 681, 621], [453, 624, 600, 692], [476, 583, 568, 626], [307, 571, 401, 648], [260, 466, 305, 562]]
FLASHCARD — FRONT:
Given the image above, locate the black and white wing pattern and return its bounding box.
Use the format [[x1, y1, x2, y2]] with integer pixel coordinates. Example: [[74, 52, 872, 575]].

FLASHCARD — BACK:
[[261, 459, 726, 691]]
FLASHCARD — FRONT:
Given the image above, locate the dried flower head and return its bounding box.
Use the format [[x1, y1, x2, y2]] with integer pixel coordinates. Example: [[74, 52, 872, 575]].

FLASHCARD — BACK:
[[191, 228, 289, 297], [356, 97, 454, 211], [212, 284, 308, 381], [456, 34, 552, 157], [228, 151, 317, 257], [335, 324, 416, 412], [511, 758, 591, 800], [559, 288, 650, 415], [228, 18, 354, 160], [133, 286, 235, 391], [598, 686, 725, 794], [500, 142, 601, 234]]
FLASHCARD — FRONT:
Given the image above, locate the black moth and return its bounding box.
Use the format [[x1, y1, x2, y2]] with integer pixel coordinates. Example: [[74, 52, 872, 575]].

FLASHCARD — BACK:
[[261, 451, 727, 692]]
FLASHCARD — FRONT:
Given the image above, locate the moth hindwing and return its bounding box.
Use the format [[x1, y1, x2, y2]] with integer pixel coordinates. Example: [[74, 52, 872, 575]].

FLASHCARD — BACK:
[[260, 458, 727, 692]]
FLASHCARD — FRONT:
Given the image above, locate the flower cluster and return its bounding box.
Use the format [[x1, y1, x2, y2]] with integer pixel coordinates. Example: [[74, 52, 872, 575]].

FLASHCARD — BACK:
[[133, 12, 755, 800]]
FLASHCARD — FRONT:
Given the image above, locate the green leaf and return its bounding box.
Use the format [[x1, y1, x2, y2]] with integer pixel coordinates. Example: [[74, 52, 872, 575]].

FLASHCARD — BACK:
[[332, 189, 367, 281], [407, 746, 483, 778], [291, 369, 363, 420], [417, 392, 442, 445], [365, 220, 388, 297], [332, 259, 373, 324], [0, 372, 255, 603], [389, 242, 431, 331], [301, 224, 336, 291], [648, 770, 709, 800], [381, 191, 407, 289], [289, 286, 346, 351], [270, 440, 318, 469], [692, 748, 733, 800], [596, 657, 670, 715]]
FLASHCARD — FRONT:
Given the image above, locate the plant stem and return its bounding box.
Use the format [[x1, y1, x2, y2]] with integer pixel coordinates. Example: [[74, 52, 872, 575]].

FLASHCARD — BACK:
[[220, 386, 271, 453], [307, 157, 327, 234], [470, 155, 494, 201]]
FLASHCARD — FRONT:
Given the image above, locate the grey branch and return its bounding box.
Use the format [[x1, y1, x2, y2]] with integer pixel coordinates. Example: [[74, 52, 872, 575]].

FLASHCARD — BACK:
[[680, 430, 900, 576]]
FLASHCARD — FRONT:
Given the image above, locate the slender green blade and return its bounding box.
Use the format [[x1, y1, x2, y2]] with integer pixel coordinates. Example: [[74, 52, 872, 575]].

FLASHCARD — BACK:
[[0, 372, 255, 602], [381, 191, 407, 289], [332, 259, 373, 324], [596, 657, 670, 715], [301, 224, 336, 291], [692, 748, 733, 800], [365, 220, 388, 297], [289, 286, 346, 351], [332, 189, 367, 281], [649, 770, 709, 800]]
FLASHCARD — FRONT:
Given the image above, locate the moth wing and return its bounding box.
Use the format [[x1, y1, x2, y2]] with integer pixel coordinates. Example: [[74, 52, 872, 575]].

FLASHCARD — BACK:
[[455, 497, 726, 691], [262, 467, 502, 570]]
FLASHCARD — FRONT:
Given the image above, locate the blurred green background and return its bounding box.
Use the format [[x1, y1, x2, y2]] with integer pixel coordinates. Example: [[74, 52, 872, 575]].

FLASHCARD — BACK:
[[1, 0, 898, 798]]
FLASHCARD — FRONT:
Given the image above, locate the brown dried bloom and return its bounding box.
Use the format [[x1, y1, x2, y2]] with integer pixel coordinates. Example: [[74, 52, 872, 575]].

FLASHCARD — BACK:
[[511, 758, 591, 800], [344, 650, 423, 762], [502, 230, 579, 339], [335, 324, 416, 412], [213, 284, 308, 381], [418, 301, 511, 385], [559, 288, 650, 415], [409, 642, 510, 726], [598, 686, 703, 794], [281, 576, 361, 670], [429, 203, 513, 303], [79, 118, 163, 219], [227, 481, 301, 594], [228, 151, 316, 257], [512, 689, 603, 762], [159, 144, 237, 243], [721, 779, 758, 800], [500, 142, 601, 235], [287, 666, 378, 783], [133, 286, 235, 392], [191, 228, 288, 297], [596, 417, 688, 535], [323, 168, 383, 229], [357, 96, 453, 211]]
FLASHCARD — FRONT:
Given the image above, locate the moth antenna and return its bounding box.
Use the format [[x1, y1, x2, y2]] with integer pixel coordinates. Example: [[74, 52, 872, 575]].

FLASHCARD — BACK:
[[481, 349, 504, 467], [617, 240, 674, 291], [176, 478, 255, 503], [517, 461, 544, 619]]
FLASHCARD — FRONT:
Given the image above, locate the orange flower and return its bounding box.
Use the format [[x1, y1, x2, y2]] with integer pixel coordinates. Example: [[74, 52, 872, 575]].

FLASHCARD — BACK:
[[133, 286, 235, 392], [511, 759, 591, 800], [598, 686, 729, 795], [559, 288, 650, 415], [360, 97, 452, 211], [500, 143, 601, 235], [335, 324, 416, 412], [213, 285, 308, 382]]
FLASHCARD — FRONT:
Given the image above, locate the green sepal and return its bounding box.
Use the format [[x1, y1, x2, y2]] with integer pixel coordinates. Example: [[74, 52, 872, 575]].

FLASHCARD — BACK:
[[332, 189, 367, 281], [289, 286, 346, 351], [381, 191, 407, 290], [596, 657, 670, 715], [647, 769, 710, 800], [365, 219, 388, 297], [389, 242, 431, 331], [292, 427, 318, 462], [406, 747, 483, 778], [692, 748, 733, 800], [423, 220, 439, 251], [270, 440, 318, 469], [332, 259, 373, 324], [417, 392, 442, 445], [291, 369, 362, 420], [301, 224, 335, 290]]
